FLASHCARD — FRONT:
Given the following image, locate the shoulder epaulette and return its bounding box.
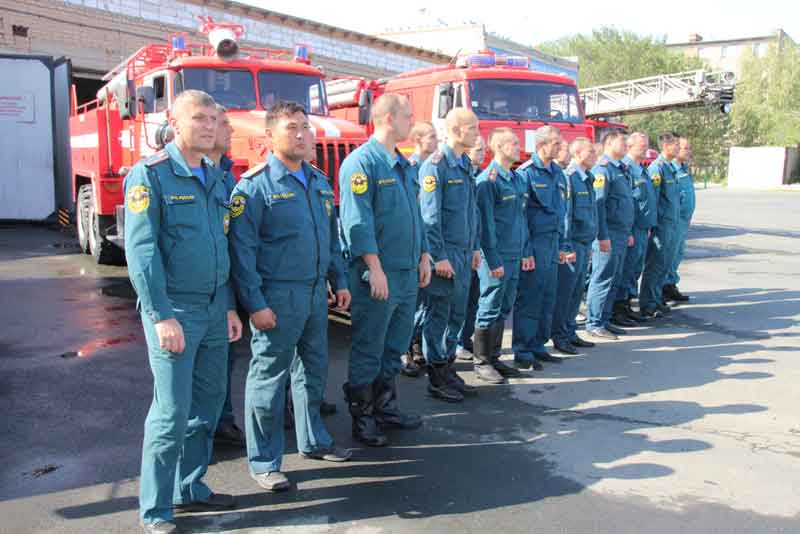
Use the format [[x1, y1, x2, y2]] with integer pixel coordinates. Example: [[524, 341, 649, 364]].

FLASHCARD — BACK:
[[517, 160, 533, 172], [241, 161, 269, 180], [430, 150, 443, 164], [144, 150, 169, 167]]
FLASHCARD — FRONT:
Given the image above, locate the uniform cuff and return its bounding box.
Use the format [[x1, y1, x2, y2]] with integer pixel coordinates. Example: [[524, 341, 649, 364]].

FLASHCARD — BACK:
[[484, 248, 502, 271]]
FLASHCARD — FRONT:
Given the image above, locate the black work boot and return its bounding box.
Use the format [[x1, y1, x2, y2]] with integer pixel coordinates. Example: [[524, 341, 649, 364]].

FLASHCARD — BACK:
[[624, 298, 649, 323], [372, 377, 423, 430], [343, 382, 388, 447], [473, 327, 505, 384], [489, 320, 520, 378], [427, 363, 464, 403], [446, 357, 478, 396], [611, 300, 637, 327]]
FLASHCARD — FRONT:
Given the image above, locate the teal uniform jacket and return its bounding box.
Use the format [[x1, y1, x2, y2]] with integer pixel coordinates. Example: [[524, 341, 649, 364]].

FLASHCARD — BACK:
[[123, 141, 234, 321], [476, 160, 528, 269], [592, 155, 635, 240], [338, 136, 429, 271], [623, 155, 658, 230], [648, 155, 681, 225], [227, 153, 347, 314], [563, 162, 598, 245], [675, 161, 696, 221]]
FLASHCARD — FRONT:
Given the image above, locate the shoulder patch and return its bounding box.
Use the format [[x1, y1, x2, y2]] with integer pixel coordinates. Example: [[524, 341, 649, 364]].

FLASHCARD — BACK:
[[144, 150, 169, 168], [230, 195, 247, 218], [593, 176, 606, 189], [517, 160, 533, 172], [241, 161, 269, 180], [430, 150, 443, 164], [350, 173, 368, 195], [422, 175, 437, 193], [651, 173, 662, 186], [127, 184, 150, 214]]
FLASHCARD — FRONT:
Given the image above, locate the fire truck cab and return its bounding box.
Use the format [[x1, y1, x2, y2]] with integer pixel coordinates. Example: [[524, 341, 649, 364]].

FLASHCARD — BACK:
[[69, 17, 364, 264], [327, 52, 592, 164]]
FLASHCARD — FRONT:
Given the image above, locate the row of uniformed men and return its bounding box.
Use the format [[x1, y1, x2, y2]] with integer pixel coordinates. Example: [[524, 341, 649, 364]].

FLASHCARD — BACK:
[[123, 88, 694, 534]]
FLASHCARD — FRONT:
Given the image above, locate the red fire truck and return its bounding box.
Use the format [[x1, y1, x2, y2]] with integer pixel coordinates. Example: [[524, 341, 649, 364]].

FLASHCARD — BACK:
[[69, 17, 365, 264], [327, 51, 595, 164]]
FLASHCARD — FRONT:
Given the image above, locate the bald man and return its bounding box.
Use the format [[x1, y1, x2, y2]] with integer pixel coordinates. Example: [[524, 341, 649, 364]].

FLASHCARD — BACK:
[[417, 108, 481, 402]]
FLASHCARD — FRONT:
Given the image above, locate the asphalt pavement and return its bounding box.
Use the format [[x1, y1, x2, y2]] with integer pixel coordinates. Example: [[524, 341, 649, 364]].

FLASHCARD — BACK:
[[1, 187, 798, 534]]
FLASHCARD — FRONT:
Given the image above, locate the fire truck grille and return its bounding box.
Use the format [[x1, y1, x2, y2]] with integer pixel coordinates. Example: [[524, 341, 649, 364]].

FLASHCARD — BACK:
[[315, 142, 357, 184]]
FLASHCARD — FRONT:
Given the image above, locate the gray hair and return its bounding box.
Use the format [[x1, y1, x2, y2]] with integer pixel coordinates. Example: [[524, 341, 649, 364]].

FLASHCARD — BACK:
[[569, 137, 593, 157], [627, 132, 648, 146], [534, 125, 560, 146], [172, 90, 216, 114]]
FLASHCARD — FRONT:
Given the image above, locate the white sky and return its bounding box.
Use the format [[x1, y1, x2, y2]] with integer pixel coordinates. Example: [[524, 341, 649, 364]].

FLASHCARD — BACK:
[[239, 0, 797, 48]]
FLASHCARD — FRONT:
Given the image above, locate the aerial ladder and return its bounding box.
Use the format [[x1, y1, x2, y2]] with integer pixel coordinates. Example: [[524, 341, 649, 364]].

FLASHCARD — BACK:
[[580, 69, 736, 118]]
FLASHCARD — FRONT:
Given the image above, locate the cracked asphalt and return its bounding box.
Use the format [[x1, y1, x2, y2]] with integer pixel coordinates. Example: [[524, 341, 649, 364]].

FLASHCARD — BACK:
[[1, 187, 799, 534]]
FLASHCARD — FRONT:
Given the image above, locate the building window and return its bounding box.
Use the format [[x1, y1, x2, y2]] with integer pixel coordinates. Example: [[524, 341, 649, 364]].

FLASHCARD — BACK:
[[12, 25, 29, 38], [720, 46, 728, 58]]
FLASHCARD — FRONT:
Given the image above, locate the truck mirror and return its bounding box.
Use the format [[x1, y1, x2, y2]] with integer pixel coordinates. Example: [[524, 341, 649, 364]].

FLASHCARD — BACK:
[[358, 89, 372, 126], [136, 86, 156, 114]]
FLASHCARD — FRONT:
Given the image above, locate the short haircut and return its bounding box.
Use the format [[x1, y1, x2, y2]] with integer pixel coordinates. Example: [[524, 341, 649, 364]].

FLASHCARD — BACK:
[[445, 107, 478, 131], [172, 89, 215, 114], [489, 127, 514, 151], [602, 128, 626, 147], [569, 137, 592, 157], [534, 125, 560, 146], [215, 103, 227, 113], [409, 121, 435, 142], [658, 132, 679, 147], [371, 93, 408, 125], [626, 132, 648, 146], [265, 101, 307, 129]]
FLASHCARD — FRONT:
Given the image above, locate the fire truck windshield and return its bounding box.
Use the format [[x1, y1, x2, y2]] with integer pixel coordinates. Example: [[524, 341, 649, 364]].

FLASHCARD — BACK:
[[257, 71, 327, 115], [178, 68, 257, 110], [468, 79, 583, 123]]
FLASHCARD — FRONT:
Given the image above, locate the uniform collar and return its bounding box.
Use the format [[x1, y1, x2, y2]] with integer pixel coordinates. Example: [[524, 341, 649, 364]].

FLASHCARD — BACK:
[[219, 154, 234, 172], [165, 142, 213, 178], [601, 154, 623, 168], [367, 136, 411, 170], [567, 161, 588, 180], [267, 153, 317, 183], [409, 152, 422, 165], [488, 160, 512, 181], [442, 144, 471, 171]]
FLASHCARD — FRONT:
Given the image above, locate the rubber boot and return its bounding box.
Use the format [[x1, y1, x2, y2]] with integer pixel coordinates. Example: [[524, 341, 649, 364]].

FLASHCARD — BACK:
[[489, 320, 520, 378], [427, 363, 464, 403], [343, 382, 388, 447], [372, 377, 423, 430], [473, 327, 505, 384]]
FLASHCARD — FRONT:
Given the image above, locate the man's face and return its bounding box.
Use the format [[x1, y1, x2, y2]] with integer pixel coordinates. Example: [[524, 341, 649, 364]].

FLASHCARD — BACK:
[[556, 142, 570, 164], [607, 135, 627, 159], [268, 111, 310, 162], [390, 101, 414, 141], [577, 143, 596, 167], [663, 140, 680, 159], [678, 139, 692, 162], [458, 118, 480, 150], [628, 137, 649, 159], [541, 134, 562, 160], [305, 128, 317, 162], [419, 130, 438, 156], [468, 138, 486, 165], [499, 133, 521, 163], [215, 110, 233, 153], [172, 101, 217, 153]]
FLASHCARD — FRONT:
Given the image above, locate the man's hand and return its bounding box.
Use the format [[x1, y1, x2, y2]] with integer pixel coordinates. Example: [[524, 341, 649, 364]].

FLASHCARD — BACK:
[[521, 256, 535, 272], [558, 251, 567, 264], [251, 308, 277, 331], [434, 259, 455, 279], [369, 267, 389, 300], [565, 252, 577, 264], [227, 310, 243, 342], [418, 253, 432, 288], [472, 250, 482, 271], [599, 239, 611, 253], [627, 235, 635, 247], [490, 265, 505, 278], [154, 318, 186, 354], [335, 288, 351, 310]]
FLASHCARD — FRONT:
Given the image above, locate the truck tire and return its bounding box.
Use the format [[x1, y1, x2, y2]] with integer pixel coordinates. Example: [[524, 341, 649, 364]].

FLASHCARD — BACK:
[[87, 190, 125, 266], [77, 184, 92, 254]]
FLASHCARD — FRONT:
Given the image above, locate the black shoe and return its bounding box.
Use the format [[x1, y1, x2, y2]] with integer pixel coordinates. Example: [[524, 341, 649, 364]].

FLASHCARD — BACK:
[[473, 327, 505, 384], [611, 314, 638, 327], [605, 324, 627, 335], [640, 307, 661, 319], [489, 321, 520, 377], [400, 354, 424, 378], [671, 286, 690, 302], [535, 351, 565, 363], [343, 382, 388, 447], [141, 521, 178, 534], [626, 309, 649, 323], [214, 421, 245, 448], [656, 303, 672, 314], [427, 364, 464, 403], [553, 342, 578, 355], [373, 377, 423, 430], [300, 446, 352, 462], [586, 328, 618, 340], [320, 400, 337, 416], [174, 493, 235, 513], [571, 336, 595, 348], [446, 360, 478, 396], [514, 358, 544, 371]]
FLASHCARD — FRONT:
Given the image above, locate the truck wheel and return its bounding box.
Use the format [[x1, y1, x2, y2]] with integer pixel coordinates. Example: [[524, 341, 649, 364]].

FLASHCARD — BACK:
[[87, 191, 125, 266], [77, 184, 92, 254]]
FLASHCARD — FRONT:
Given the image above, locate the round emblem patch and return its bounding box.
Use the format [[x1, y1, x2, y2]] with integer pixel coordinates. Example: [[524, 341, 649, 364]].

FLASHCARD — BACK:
[[127, 185, 150, 214], [651, 173, 662, 186], [422, 175, 437, 193], [230, 195, 246, 218], [350, 173, 368, 195]]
